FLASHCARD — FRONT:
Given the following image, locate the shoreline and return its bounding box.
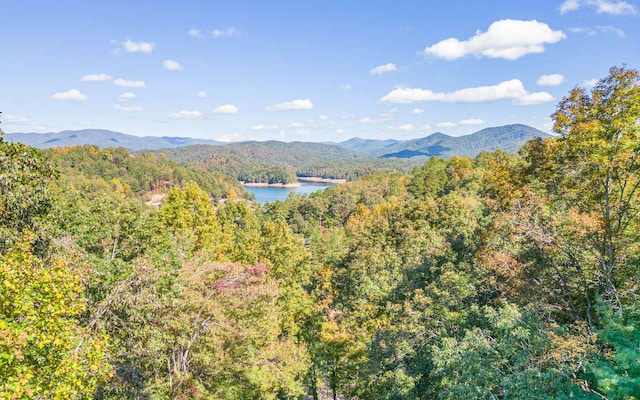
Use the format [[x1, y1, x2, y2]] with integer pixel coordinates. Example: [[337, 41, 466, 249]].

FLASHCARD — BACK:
[[242, 182, 301, 188], [242, 176, 347, 188], [297, 176, 347, 184]]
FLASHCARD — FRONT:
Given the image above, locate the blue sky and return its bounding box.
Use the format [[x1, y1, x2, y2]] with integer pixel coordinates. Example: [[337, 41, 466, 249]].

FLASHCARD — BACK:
[[2, 0, 639, 142]]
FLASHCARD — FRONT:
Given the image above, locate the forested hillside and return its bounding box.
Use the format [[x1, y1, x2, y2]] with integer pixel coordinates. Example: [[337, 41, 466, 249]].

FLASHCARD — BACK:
[[155, 141, 416, 182], [1, 66, 639, 399]]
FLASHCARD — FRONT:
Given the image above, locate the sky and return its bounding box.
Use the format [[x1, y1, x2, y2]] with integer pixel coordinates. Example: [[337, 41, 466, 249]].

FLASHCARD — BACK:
[[1, 0, 639, 142]]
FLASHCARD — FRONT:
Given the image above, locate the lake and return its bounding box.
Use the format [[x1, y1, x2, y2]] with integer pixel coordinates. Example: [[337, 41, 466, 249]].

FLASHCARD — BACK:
[[245, 182, 335, 203]]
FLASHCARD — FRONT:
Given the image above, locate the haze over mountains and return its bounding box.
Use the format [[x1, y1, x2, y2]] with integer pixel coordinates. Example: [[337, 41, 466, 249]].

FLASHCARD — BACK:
[[6, 123, 549, 159]]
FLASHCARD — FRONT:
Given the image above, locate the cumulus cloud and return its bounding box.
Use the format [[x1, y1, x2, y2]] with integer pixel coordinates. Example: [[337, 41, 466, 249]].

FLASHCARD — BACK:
[[114, 104, 143, 112], [409, 108, 424, 114], [120, 39, 155, 53], [212, 27, 238, 38], [163, 60, 182, 70], [434, 119, 485, 128], [560, 0, 637, 14], [188, 28, 203, 38], [219, 133, 241, 142], [459, 118, 486, 125], [513, 92, 555, 105], [359, 117, 372, 124], [252, 124, 279, 131], [113, 79, 146, 88], [424, 19, 566, 60], [397, 124, 416, 131], [318, 115, 329, 120], [583, 78, 599, 87], [4, 114, 29, 123], [537, 74, 565, 86], [51, 89, 88, 102], [197, 91, 208, 98], [118, 92, 136, 102], [289, 122, 305, 128], [265, 99, 313, 111], [212, 104, 239, 114], [436, 122, 457, 128], [296, 128, 310, 136], [81, 73, 112, 82], [342, 84, 352, 90], [380, 79, 553, 106], [168, 110, 203, 119], [369, 63, 398, 75], [569, 25, 626, 37]]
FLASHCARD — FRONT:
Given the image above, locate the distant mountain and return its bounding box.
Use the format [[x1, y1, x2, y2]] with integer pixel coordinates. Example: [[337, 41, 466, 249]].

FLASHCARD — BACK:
[[337, 124, 550, 159], [333, 137, 405, 154], [5, 129, 223, 151], [5, 124, 549, 159]]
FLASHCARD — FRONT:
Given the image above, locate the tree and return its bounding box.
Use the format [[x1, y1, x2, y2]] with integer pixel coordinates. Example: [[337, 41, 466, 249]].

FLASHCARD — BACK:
[[0, 139, 57, 255], [0, 236, 110, 399], [550, 66, 640, 309]]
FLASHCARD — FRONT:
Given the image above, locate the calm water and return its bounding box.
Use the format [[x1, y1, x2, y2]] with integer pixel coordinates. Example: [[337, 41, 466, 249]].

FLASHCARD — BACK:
[[245, 182, 334, 203]]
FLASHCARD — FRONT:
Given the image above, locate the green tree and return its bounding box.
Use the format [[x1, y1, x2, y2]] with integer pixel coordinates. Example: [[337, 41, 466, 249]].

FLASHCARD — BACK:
[[0, 139, 56, 255], [550, 66, 640, 309], [0, 237, 110, 399]]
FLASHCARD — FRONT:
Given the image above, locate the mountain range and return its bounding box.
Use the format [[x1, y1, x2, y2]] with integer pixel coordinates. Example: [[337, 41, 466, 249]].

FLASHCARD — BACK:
[[4, 129, 223, 151], [332, 124, 550, 158], [5, 124, 549, 159]]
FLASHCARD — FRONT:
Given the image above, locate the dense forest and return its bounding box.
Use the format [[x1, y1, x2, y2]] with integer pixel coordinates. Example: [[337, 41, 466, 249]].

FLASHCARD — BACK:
[[1, 66, 639, 399], [154, 141, 417, 183]]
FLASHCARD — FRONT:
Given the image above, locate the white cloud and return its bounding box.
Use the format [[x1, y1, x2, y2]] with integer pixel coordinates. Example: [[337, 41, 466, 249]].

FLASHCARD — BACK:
[[273, 131, 286, 140], [163, 60, 182, 70], [569, 26, 626, 37], [296, 128, 310, 136], [219, 133, 241, 142], [81, 73, 112, 82], [342, 84, 352, 90], [436, 122, 457, 128], [114, 104, 143, 112], [120, 39, 154, 53], [197, 91, 207, 98], [560, 0, 636, 15], [397, 124, 416, 131], [424, 19, 566, 60], [4, 114, 29, 123], [433, 119, 485, 128], [188, 28, 203, 38], [266, 99, 313, 111], [113, 79, 146, 88], [369, 63, 398, 75], [118, 92, 136, 102], [168, 110, 203, 119], [409, 108, 424, 114], [318, 115, 328, 120], [359, 117, 372, 124], [583, 78, 599, 87], [335, 129, 344, 134], [212, 104, 239, 114], [380, 79, 554, 106], [252, 124, 279, 131], [289, 121, 305, 128], [51, 89, 88, 102], [513, 92, 555, 105], [537, 74, 565, 86], [459, 118, 486, 125], [212, 27, 238, 38]]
